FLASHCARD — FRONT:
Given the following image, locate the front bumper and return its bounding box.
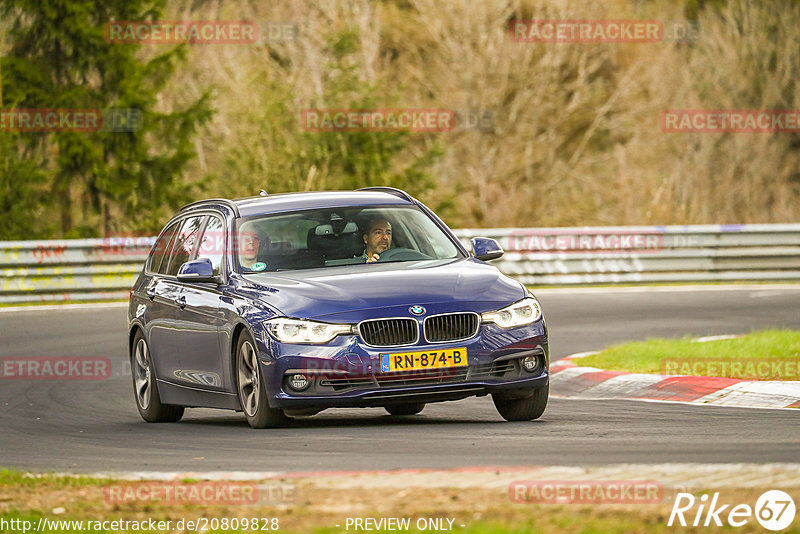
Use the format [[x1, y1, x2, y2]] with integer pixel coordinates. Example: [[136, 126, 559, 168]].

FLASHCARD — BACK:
[[255, 320, 549, 409]]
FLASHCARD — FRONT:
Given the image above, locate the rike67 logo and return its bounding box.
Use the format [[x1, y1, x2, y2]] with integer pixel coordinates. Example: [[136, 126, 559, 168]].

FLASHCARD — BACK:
[[668, 490, 796, 531]]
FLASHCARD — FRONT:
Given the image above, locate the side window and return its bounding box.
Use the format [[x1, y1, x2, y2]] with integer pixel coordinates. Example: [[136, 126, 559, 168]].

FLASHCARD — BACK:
[[165, 215, 207, 276], [197, 216, 225, 276], [149, 221, 180, 274]]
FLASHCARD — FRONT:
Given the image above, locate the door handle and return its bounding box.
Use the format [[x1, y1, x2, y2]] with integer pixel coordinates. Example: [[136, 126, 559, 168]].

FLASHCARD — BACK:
[[146, 286, 157, 300], [176, 295, 187, 309]]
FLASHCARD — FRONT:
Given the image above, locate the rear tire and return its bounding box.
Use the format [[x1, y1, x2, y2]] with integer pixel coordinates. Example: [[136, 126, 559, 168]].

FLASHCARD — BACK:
[[236, 331, 289, 429], [131, 331, 184, 423], [384, 403, 425, 416], [492, 384, 548, 421]]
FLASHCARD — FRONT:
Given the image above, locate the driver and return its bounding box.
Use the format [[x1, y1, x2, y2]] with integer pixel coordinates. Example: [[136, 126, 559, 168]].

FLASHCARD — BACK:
[[238, 227, 268, 270], [362, 218, 392, 263]]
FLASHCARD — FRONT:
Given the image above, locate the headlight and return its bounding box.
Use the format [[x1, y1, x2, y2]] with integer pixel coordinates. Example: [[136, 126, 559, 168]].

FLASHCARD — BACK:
[[265, 318, 352, 344], [481, 297, 542, 328]]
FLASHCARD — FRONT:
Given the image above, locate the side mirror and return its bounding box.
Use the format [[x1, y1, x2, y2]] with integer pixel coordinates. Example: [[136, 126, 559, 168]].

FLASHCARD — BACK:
[[471, 237, 504, 261], [177, 258, 219, 283]]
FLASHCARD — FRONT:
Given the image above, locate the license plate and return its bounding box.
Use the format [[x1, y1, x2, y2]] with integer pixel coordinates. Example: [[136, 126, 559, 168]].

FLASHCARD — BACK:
[[380, 347, 467, 373]]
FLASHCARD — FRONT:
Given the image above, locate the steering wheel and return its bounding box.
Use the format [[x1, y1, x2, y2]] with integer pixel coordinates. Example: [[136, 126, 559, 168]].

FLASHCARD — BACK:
[[375, 247, 432, 262]]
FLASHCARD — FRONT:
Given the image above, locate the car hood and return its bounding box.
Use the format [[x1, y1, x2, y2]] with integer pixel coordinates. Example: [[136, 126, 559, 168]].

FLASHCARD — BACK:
[[239, 258, 525, 321]]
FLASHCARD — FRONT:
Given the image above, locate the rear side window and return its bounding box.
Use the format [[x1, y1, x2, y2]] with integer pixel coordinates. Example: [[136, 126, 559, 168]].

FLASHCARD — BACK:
[[197, 216, 225, 276], [149, 221, 181, 274], [165, 215, 207, 276]]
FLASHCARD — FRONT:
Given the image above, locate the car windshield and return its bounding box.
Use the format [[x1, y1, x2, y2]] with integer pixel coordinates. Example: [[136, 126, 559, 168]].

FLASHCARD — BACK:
[[233, 205, 462, 272]]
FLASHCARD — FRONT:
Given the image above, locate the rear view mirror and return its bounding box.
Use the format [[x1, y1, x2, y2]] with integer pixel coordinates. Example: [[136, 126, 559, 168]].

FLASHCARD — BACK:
[[177, 258, 219, 283], [471, 237, 504, 261]]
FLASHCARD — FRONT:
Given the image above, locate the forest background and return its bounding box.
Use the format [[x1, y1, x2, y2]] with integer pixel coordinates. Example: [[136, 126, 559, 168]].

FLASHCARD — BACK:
[[1, 0, 798, 239]]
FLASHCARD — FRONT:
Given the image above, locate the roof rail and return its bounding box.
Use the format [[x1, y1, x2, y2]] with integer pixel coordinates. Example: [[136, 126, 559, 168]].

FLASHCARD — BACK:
[[179, 198, 241, 217], [356, 186, 414, 202]]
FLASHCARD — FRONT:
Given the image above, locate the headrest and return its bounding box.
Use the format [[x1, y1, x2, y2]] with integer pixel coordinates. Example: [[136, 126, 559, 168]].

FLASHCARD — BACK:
[[307, 224, 364, 259]]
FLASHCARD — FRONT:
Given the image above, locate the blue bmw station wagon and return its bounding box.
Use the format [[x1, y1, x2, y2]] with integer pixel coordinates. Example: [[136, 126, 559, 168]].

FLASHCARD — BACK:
[[128, 187, 549, 428]]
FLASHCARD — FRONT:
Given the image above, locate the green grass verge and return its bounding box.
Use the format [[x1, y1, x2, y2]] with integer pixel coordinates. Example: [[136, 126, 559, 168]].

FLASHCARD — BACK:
[[2, 468, 798, 533], [0, 468, 110, 488], [578, 329, 800, 380]]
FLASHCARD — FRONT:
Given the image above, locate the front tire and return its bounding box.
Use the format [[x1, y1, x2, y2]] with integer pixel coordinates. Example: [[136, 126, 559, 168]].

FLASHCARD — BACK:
[[236, 331, 289, 429], [131, 331, 184, 423], [384, 403, 425, 416], [492, 384, 548, 421]]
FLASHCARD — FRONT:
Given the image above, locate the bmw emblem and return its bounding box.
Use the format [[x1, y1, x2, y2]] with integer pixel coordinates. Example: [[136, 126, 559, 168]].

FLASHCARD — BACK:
[[409, 305, 426, 316]]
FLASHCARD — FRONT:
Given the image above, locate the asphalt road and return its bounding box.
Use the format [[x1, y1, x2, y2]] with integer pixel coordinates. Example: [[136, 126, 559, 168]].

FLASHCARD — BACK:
[[1, 285, 798, 473]]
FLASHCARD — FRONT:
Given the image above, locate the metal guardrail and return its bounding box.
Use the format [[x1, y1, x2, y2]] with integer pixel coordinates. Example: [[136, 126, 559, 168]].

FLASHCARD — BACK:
[[1, 224, 799, 303], [0, 237, 154, 303], [453, 224, 800, 285]]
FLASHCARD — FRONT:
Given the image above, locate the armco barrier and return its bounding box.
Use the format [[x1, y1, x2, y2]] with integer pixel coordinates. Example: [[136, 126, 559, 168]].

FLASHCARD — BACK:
[[1, 224, 798, 303], [453, 224, 800, 285], [0, 237, 154, 303]]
